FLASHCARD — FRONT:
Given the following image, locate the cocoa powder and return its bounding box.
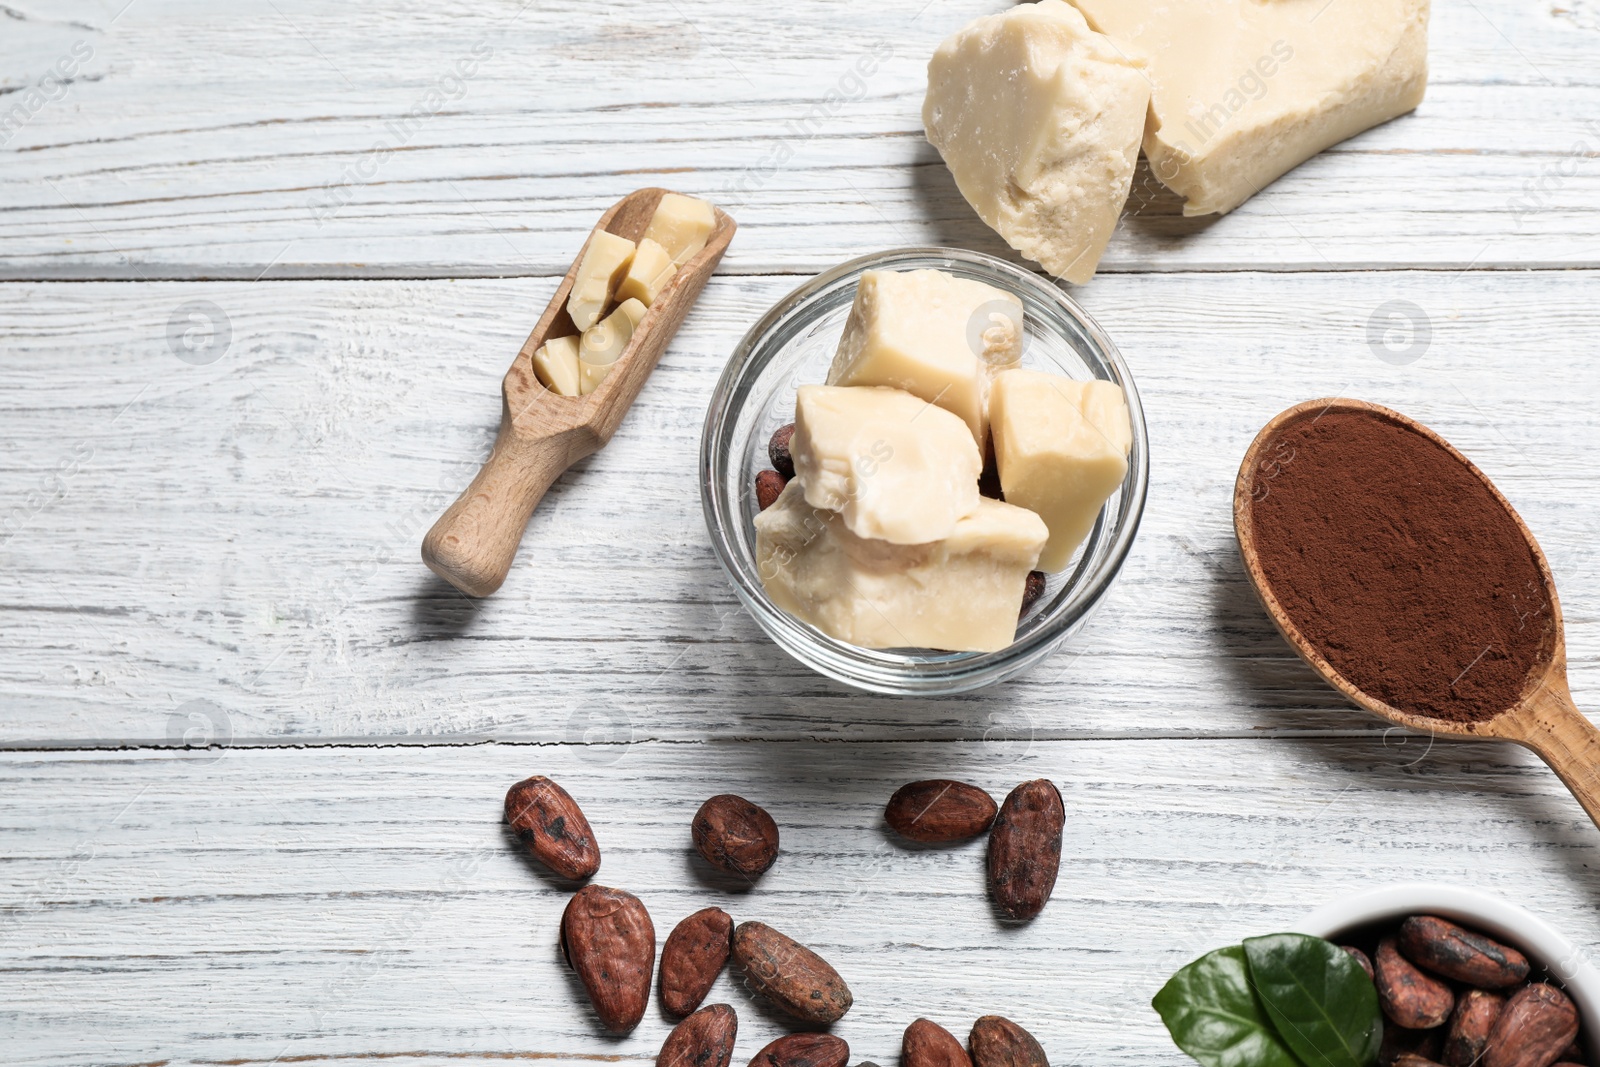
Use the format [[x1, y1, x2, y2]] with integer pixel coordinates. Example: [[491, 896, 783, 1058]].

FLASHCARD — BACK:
[[1248, 407, 1552, 724]]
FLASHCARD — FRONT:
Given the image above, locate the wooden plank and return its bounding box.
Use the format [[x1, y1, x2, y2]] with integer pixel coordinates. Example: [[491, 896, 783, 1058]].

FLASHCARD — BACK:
[[2, 271, 1597, 745], [1, 739, 1597, 1067], [3, 0, 1600, 277]]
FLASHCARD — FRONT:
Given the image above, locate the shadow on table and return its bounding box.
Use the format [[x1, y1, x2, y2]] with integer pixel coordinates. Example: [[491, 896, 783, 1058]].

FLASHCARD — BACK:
[[1207, 537, 1600, 897], [904, 144, 1222, 266]]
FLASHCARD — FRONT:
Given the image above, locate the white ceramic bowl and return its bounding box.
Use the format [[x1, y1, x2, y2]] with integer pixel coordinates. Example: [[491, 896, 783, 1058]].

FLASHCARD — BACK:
[[1297, 883, 1600, 1057]]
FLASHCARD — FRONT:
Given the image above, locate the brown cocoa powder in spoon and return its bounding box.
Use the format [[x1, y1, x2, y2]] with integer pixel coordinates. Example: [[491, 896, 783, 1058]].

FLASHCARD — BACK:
[[1248, 407, 1552, 724]]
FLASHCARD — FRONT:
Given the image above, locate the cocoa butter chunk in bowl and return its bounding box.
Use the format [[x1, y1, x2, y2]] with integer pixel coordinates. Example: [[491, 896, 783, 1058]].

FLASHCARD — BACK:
[[700, 248, 1148, 695], [1235, 399, 1600, 833], [1155, 884, 1600, 1067]]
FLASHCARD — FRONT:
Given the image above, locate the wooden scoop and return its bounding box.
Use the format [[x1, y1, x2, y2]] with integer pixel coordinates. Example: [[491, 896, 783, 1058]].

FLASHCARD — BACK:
[[422, 188, 735, 597], [1235, 398, 1600, 831]]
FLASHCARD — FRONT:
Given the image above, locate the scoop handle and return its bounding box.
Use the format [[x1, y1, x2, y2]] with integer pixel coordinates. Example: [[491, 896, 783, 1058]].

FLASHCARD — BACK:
[[421, 414, 595, 597], [1499, 675, 1600, 832]]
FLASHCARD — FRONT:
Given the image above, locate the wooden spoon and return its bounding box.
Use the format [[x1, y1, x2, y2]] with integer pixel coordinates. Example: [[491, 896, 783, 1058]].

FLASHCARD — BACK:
[[422, 188, 735, 597], [1235, 397, 1600, 830]]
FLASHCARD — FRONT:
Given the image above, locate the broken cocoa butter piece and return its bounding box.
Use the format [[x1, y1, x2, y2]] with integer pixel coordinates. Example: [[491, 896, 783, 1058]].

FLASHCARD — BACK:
[[969, 1015, 1048, 1067], [986, 779, 1064, 921], [505, 775, 600, 880], [660, 906, 734, 1017], [1400, 915, 1531, 989], [885, 780, 998, 843], [731, 920, 852, 1023], [658, 1003, 738, 1067], [1377, 936, 1455, 1030], [559, 884, 655, 1034], [904, 1018, 973, 1067]]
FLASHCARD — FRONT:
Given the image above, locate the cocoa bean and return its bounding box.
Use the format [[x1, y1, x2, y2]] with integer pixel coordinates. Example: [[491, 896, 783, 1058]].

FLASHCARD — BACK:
[[1382, 1020, 1443, 1066], [1377, 936, 1455, 1030], [979, 452, 1002, 500], [505, 775, 599, 880], [1020, 571, 1046, 617], [1485, 983, 1579, 1067], [660, 906, 734, 1017], [756, 470, 788, 512], [1442, 989, 1506, 1067], [1394, 1056, 1449, 1067], [885, 780, 998, 843], [1400, 915, 1531, 989], [658, 1003, 738, 1067], [694, 794, 780, 879], [730, 920, 852, 1023], [904, 1018, 973, 1067], [969, 1015, 1049, 1067], [1558, 1042, 1586, 1064], [747, 1034, 850, 1067], [986, 779, 1064, 921], [559, 884, 655, 1034], [1342, 945, 1375, 980], [769, 423, 796, 480]]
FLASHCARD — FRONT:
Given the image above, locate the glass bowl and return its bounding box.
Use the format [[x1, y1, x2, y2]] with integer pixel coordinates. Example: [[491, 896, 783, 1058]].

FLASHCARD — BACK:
[[699, 247, 1148, 695]]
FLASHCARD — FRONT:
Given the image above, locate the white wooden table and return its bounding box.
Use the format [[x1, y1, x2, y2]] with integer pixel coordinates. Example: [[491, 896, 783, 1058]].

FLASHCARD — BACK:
[[4, 2, 1600, 1065]]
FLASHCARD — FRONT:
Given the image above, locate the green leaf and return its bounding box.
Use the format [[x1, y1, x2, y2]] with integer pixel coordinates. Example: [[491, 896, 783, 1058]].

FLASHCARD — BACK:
[[1243, 934, 1383, 1067], [1153, 945, 1307, 1067]]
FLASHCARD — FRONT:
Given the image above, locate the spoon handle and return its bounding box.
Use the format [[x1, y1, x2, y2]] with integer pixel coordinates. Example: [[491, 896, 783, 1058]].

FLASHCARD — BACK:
[[421, 411, 598, 597], [1499, 676, 1600, 832]]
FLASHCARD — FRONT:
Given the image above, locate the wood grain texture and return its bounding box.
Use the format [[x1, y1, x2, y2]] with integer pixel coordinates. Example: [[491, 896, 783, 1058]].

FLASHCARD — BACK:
[[2, 271, 1598, 745], [1, 740, 1597, 1067], [3, 0, 1600, 277]]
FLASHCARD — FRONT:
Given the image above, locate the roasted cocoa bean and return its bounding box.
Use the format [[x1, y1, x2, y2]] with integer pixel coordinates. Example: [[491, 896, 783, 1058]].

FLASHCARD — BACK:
[[1401, 915, 1531, 989], [903, 1018, 973, 1067], [660, 906, 734, 1017], [559, 884, 655, 1034], [969, 1015, 1049, 1067], [885, 780, 998, 843], [1343, 945, 1375, 980], [756, 470, 788, 512], [694, 794, 780, 879], [769, 424, 796, 480], [986, 779, 1064, 921], [658, 1003, 738, 1067], [731, 920, 852, 1023], [979, 452, 1002, 500], [1443, 989, 1506, 1067], [1377, 936, 1455, 1030], [747, 1034, 850, 1067], [505, 775, 600, 880], [1382, 1020, 1443, 1066], [1485, 983, 1579, 1067], [1020, 572, 1046, 617]]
